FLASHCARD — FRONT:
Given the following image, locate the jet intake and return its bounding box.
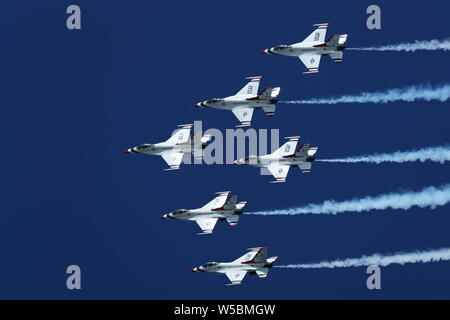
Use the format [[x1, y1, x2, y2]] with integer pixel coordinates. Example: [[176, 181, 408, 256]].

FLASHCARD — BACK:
[[306, 156, 315, 162]]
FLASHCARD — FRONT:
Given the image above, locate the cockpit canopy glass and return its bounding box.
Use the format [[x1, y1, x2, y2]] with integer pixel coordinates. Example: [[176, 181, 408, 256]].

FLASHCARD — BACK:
[[206, 98, 223, 104], [202, 262, 218, 268], [273, 45, 289, 50], [172, 209, 188, 215], [136, 144, 151, 150]]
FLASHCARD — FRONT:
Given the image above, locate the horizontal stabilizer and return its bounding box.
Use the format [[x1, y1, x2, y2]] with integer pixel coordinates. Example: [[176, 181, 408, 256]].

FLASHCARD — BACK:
[[236, 201, 247, 210]]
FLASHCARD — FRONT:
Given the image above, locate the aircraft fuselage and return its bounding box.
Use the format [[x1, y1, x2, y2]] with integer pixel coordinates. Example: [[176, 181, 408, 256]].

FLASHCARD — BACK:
[[195, 94, 277, 111], [264, 42, 345, 57]]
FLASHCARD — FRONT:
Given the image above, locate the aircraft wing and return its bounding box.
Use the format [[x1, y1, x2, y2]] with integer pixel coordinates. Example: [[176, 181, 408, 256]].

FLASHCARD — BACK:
[[160, 149, 184, 170], [232, 247, 264, 264], [195, 218, 218, 235], [302, 23, 328, 44], [298, 53, 322, 74], [225, 270, 247, 285], [250, 247, 268, 263], [201, 191, 230, 211], [223, 195, 238, 210], [232, 106, 254, 127], [267, 163, 291, 183], [235, 76, 261, 96]]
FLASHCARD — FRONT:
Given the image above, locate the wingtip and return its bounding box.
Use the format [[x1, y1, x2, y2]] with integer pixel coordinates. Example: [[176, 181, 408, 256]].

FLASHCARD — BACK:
[[178, 123, 193, 128], [245, 76, 261, 80], [197, 231, 213, 236], [236, 122, 251, 128], [164, 166, 180, 171], [215, 191, 231, 195], [225, 281, 241, 286]]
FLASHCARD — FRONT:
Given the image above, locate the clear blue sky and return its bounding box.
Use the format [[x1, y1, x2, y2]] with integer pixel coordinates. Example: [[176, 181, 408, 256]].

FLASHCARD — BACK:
[[2, 0, 450, 299]]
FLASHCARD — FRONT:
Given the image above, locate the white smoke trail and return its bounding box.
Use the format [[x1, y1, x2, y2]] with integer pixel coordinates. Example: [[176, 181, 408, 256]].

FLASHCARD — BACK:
[[319, 146, 450, 164], [348, 39, 450, 52], [275, 248, 450, 269], [249, 184, 450, 216], [282, 83, 450, 104]]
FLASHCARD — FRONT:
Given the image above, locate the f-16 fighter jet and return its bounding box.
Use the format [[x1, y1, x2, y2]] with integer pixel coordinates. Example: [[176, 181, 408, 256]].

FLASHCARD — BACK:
[[161, 191, 247, 235], [261, 23, 348, 74], [190, 247, 278, 286], [194, 76, 281, 127], [234, 136, 318, 183], [123, 124, 211, 171]]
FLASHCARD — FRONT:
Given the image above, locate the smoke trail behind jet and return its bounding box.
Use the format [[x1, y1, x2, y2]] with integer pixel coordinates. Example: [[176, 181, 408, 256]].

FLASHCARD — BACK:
[[275, 248, 450, 269], [249, 184, 450, 216], [319, 146, 450, 164], [282, 83, 450, 105], [348, 39, 450, 52]]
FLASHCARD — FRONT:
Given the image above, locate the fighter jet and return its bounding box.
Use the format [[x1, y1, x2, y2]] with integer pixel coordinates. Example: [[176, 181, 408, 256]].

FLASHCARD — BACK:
[[190, 247, 278, 286], [261, 23, 348, 74], [123, 124, 211, 171], [234, 136, 318, 183], [161, 191, 247, 235], [194, 76, 281, 127]]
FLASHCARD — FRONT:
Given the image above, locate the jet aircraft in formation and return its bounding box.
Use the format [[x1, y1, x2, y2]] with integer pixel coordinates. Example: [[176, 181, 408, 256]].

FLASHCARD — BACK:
[[261, 23, 348, 74], [194, 76, 280, 127], [161, 191, 247, 235], [124, 124, 211, 171], [234, 136, 318, 183], [190, 247, 278, 286]]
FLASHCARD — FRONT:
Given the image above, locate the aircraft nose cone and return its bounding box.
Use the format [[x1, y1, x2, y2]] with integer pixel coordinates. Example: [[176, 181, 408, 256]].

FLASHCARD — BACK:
[[160, 214, 168, 219], [193, 103, 199, 107], [123, 149, 130, 153], [189, 267, 198, 272], [260, 49, 268, 54]]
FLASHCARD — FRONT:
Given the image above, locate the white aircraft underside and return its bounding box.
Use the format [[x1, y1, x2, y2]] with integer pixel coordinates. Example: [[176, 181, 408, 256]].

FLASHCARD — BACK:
[[190, 247, 278, 285], [124, 124, 211, 170], [234, 136, 318, 183], [261, 23, 348, 73], [161, 191, 247, 235], [195, 76, 280, 127]]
